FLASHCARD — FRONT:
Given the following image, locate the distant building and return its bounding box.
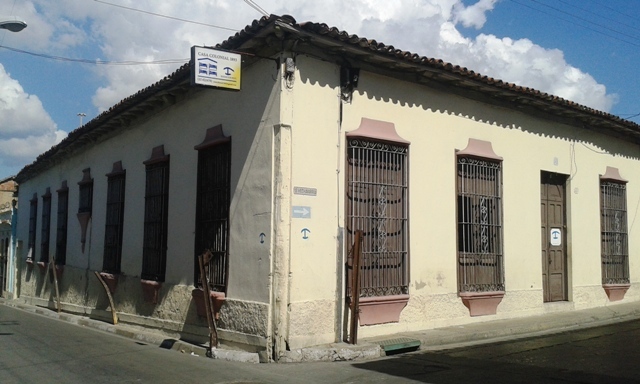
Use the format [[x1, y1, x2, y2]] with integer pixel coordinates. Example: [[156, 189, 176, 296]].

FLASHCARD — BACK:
[[0, 176, 17, 297], [13, 15, 640, 361]]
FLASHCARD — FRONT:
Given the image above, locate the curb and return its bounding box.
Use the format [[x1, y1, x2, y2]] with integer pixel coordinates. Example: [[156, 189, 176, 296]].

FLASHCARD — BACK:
[[3, 297, 640, 364]]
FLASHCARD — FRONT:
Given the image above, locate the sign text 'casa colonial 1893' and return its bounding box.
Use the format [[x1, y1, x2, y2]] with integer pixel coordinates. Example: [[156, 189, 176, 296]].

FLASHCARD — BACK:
[[190, 46, 241, 90]]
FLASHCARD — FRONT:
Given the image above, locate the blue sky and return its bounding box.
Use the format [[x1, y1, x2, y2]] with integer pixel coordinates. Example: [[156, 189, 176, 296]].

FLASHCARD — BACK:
[[0, 0, 638, 178]]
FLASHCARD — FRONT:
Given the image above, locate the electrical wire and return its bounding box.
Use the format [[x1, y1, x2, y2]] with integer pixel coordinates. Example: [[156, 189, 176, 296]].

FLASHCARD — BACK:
[[557, 0, 640, 36], [619, 112, 640, 119], [243, 0, 270, 17], [508, 0, 640, 48], [528, 0, 640, 42], [585, 0, 638, 21], [0, 44, 189, 65], [93, 0, 238, 32]]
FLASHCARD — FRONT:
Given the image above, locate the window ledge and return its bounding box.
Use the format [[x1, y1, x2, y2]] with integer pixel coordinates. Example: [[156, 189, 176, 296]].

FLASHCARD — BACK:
[[460, 291, 504, 316], [141, 279, 162, 304], [603, 284, 630, 302], [37, 261, 47, 273], [357, 294, 409, 325], [100, 272, 119, 294], [191, 288, 226, 320]]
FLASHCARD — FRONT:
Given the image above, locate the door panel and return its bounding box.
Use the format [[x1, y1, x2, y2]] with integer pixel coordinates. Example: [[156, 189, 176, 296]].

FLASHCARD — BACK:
[[541, 172, 568, 302]]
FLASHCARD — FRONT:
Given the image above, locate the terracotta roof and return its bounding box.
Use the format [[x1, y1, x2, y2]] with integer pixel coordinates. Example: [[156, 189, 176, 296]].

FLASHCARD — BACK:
[[16, 14, 640, 182]]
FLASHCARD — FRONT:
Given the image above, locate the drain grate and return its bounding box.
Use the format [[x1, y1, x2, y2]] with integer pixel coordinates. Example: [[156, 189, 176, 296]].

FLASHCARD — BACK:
[[378, 337, 421, 353]]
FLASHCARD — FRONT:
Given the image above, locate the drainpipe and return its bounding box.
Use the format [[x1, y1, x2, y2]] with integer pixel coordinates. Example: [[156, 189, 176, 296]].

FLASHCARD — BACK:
[[335, 82, 345, 342]]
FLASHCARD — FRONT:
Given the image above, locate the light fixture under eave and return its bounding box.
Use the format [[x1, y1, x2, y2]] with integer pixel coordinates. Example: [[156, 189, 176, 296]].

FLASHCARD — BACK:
[[0, 16, 27, 32]]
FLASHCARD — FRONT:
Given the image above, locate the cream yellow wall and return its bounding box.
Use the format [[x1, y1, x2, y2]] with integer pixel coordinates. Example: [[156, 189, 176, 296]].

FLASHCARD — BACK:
[[14, 50, 640, 351], [282, 56, 344, 347], [285, 58, 640, 346]]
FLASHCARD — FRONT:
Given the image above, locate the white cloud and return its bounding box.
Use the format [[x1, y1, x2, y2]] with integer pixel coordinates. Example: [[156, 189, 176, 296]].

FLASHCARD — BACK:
[[0, 64, 66, 168], [453, 0, 497, 29], [15, 0, 614, 113], [4, 0, 618, 135], [0, 0, 620, 176]]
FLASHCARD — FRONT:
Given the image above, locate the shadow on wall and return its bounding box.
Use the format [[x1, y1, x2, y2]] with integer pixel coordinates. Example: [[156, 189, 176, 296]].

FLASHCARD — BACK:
[[297, 61, 637, 161]]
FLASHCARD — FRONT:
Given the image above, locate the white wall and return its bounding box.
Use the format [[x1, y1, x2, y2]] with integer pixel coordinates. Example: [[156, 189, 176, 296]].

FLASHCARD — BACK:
[[15, 58, 282, 344]]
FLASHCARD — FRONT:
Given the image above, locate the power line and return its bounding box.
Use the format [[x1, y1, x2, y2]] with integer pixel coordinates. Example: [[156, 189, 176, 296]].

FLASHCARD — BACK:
[[586, 0, 639, 21], [508, 0, 640, 48], [0, 44, 189, 65], [93, 0, 238, 32], [619, 112, 640, 119], [528, 0, 640, 43], [243, 0, 270, 17], [557, 0, 640, 36]]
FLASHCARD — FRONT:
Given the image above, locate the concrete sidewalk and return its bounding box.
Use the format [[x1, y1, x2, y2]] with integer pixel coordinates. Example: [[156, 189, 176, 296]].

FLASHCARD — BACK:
[[280, 301, 640, 362], [2, 297, 640, 364]]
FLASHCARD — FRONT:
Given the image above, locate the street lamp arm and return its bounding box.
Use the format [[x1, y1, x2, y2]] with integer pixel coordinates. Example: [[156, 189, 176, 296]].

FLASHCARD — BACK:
[[0, 16, 27, 32]]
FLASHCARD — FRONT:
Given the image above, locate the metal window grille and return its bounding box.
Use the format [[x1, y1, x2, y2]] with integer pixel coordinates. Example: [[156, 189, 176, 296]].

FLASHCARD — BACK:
[[600, 181, 629, 284], [142, 161, 170, 282], [78, 180, 93, 214], [40, 190, 51, 263], [346, 139, 409, 298], [28, 195, 37, 259], [103, 173, 126, 274], [457, 156, 504, 293], [194, 142, 231, 292], [55, 188, 69, 265]]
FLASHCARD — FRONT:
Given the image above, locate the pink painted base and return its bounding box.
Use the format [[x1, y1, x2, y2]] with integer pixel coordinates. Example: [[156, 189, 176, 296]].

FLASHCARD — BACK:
[[140, 280, 162, 304], [460, 291, 505, 316], [357, 294, 410, 325], [37, 262, 47, 273], [603, 284, 630, 302], [100, 273, 119, 294], [191, 289, 226, 320]]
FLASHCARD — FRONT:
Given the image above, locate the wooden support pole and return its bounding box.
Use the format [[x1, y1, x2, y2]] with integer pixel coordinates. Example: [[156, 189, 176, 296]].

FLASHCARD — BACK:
[[198, 251, 218, 356], [94, 271, 118, 325], [51, 257, 61, 314]]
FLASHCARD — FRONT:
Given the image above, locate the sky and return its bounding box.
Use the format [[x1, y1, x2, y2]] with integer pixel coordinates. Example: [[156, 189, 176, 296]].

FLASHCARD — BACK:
[[0, 0, 639, 178]]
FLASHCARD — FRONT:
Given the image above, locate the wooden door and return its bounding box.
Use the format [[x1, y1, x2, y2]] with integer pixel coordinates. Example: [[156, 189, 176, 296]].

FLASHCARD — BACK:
[[541, 172, 568, 302]]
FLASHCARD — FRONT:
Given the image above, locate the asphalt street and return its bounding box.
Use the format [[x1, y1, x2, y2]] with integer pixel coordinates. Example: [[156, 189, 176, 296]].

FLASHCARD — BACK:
[[1, 304, 639, 383]]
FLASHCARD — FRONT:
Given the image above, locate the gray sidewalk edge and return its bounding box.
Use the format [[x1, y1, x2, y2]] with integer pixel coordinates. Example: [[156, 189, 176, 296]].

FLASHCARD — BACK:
[[0, 298, 260, 363]]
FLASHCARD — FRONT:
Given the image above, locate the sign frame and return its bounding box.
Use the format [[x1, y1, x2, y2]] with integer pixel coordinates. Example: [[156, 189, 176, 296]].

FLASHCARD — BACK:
[[191, 46, 241, 90]]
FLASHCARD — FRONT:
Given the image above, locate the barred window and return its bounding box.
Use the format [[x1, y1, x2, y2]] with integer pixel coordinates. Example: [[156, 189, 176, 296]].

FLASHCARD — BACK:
[[78, 168, 93, 214], [40, 188, 52, 263], [194, 130, 231, 292], [346, 137, 409, 298], [142, 146, 170, 282], [456, 140, 504, 293], [27, 193, 38, 261], [56, 182, 69, 266], [194, 125, 231, 292], [103, 162, 126, 274], [600, 177, 629, 285]]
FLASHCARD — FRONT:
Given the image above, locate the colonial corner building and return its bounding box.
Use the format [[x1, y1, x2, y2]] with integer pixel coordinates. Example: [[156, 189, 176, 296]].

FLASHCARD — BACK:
[[8, 15, 639, 361]]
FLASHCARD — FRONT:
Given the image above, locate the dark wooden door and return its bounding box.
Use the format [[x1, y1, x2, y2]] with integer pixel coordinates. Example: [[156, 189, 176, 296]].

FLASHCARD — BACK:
[[541, 172, 568, 302]]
